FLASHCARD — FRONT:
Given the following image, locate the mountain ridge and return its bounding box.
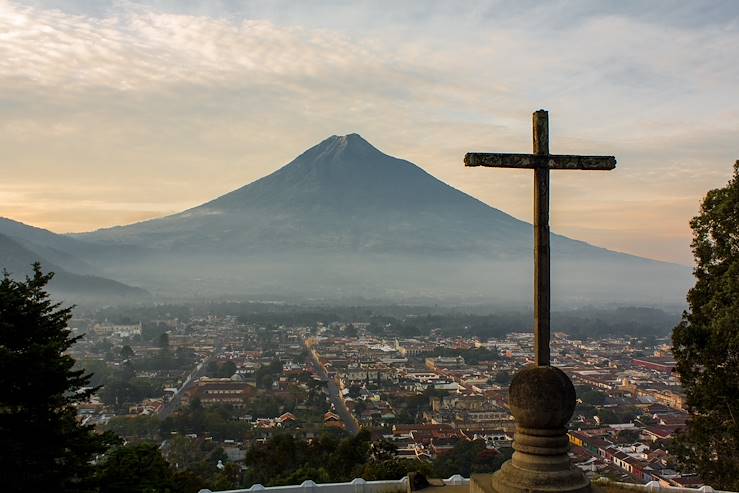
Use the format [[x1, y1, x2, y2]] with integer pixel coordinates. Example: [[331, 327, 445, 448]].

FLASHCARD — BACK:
[[0, 231, 149, 302], [6, 134, 693, 303]]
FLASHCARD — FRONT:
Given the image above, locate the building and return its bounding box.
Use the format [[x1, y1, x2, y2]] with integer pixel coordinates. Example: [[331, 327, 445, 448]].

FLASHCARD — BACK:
[[91, 322, 142, 337], [632, 358, 676, 375], [182, 376, 256, 408], [426, 356, 466, 370]]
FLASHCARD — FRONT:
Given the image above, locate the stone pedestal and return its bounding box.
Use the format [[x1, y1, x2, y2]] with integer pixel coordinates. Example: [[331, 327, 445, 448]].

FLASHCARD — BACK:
[[489, 366, 590, 493]]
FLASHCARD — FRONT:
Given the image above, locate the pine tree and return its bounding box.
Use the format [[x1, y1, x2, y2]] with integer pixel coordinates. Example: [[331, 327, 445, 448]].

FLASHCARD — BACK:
[[0, 264, 119, 491], [672, 161, 739, 489]]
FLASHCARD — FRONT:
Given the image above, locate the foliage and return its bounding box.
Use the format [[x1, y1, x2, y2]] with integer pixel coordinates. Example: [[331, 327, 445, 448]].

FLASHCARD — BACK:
[[165, 435, 227, 478], [158, 332, 170, 348], [370, 439, 398, 461], [595, 407, 637, 425], [431, 440, 510, 478], [99, 375, 162, 412], [105, 415, 162, 440], [270, 466, 332, 486], [206, 359, 237, 378], [141, 321, 170, 342], [255, 358, 283, 389], [120, 344, 135, 359], [672, 161, 739, 489], [245, 394, 284, 418], [134, 346, 196, 372], [76, 357, 114, 387], [243, 432, 509, 487], [361, 458, 432, 480], [342, 324, 358, 337], [613, 429, 641, 444], [244, 430, 371, 486], [576, 386, 607, 406], [492, 371, 512, 386], [96, 443, 174, 493], [0, 264, 120, 492], [161, 402, 252, 441], [424, 346, 501, 364], [96, 437, 237, 492], [211, 463, 243, 491], [172, 470, 209, 493]]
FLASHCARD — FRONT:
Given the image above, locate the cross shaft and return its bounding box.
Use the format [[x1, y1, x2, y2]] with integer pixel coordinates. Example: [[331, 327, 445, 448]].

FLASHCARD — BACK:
[[464, 110, 616, 366]]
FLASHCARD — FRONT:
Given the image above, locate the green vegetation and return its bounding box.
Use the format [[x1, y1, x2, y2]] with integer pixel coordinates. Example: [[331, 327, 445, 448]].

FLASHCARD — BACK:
[[424, 346, 501, 363], [96, 443, 176, 493], [95, 441, 239, 493], [244, 431, 372, 486], [205, 359, 237, 378], [0, 264, 120, 491], [672, 161, 739, 490], [106, 415, 162, 439], [161, 399, 252, 441], [244, 431, 510, 487], [255, 358, 283, 388], [576, 386, 607, 406], [99, 374, 162, 413], [0, 265, 244, 492], [432, 440, 512, 478]]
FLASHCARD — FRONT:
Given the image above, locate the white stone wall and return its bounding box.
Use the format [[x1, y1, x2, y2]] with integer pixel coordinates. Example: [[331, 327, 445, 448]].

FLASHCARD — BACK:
[[202, 475, 469, 493]]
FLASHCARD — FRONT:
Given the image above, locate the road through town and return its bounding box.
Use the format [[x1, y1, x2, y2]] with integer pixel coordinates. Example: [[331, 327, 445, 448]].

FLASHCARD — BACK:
[[305, 341, 359, 435]]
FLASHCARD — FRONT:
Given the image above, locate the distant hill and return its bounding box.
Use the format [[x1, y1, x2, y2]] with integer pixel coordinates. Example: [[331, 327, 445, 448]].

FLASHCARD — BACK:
[[0, 231, 149, 303], [10, 135, 692, 304]]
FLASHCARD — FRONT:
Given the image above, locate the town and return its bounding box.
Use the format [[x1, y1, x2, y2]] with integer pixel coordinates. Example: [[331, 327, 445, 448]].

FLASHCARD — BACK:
[[68, 308, 692, 488]]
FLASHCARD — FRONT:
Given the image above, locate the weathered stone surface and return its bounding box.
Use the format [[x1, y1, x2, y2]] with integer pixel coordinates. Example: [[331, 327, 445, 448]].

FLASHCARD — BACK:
[[509, 366, 576, 430], [487, 366, 589, 493], [464, 153, 616, 170]]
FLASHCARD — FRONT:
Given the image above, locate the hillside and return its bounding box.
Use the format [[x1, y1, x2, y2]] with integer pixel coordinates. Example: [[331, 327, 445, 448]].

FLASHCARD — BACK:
[[0, 232, 149, 303]]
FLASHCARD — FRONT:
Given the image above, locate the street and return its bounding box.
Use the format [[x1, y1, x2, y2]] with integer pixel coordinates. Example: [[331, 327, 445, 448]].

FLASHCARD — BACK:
[[159, 348, 218, 419], [304, 341, 359, 435]]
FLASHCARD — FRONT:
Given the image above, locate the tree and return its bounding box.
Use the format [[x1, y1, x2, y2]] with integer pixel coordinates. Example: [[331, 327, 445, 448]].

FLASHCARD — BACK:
[[96, 443, 174, 493], [0, 264, 120, 491], [362, 458, 431, 480], [493, 371, 512, 386], [220, 360, 237, 378], [577, 387, 607, 406], [212, 463, 242, 490], [672, 161, 739, 489], [120, 344, 135, 360], [370, 439, 398, 461], [343, 324, 358, 337], [614, 429, 641, 444], [432, 440, 509, 478], [158, 332, 170, 349]]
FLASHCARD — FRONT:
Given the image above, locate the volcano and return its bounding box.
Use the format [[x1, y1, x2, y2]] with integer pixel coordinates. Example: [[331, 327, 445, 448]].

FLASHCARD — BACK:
[[55, 134, 691, 302]]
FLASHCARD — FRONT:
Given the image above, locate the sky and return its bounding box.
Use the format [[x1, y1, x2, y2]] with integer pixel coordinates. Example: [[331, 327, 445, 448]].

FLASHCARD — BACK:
[[1, 0, 738, 265]]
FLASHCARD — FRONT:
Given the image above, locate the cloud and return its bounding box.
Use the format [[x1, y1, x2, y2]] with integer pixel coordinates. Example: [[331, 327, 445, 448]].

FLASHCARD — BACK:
[[1, 0, 738, 264]]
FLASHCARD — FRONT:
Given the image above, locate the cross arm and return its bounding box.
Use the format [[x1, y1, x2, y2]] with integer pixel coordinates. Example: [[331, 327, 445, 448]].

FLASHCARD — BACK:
[[464, 153, 616, 170]]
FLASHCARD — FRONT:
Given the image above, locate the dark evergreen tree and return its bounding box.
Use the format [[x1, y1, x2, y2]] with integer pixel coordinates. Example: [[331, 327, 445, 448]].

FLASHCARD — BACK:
[[0, 264, 120, 491], [672, 161, 739, 489]]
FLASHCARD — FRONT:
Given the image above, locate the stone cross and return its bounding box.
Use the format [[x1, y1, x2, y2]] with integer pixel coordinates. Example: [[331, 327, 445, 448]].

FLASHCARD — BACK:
[[465, 110, 616, 366]]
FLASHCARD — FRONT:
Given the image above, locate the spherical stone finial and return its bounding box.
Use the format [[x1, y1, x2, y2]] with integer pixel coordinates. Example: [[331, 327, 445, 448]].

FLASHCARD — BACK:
[[509, 365, 576, 429]]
